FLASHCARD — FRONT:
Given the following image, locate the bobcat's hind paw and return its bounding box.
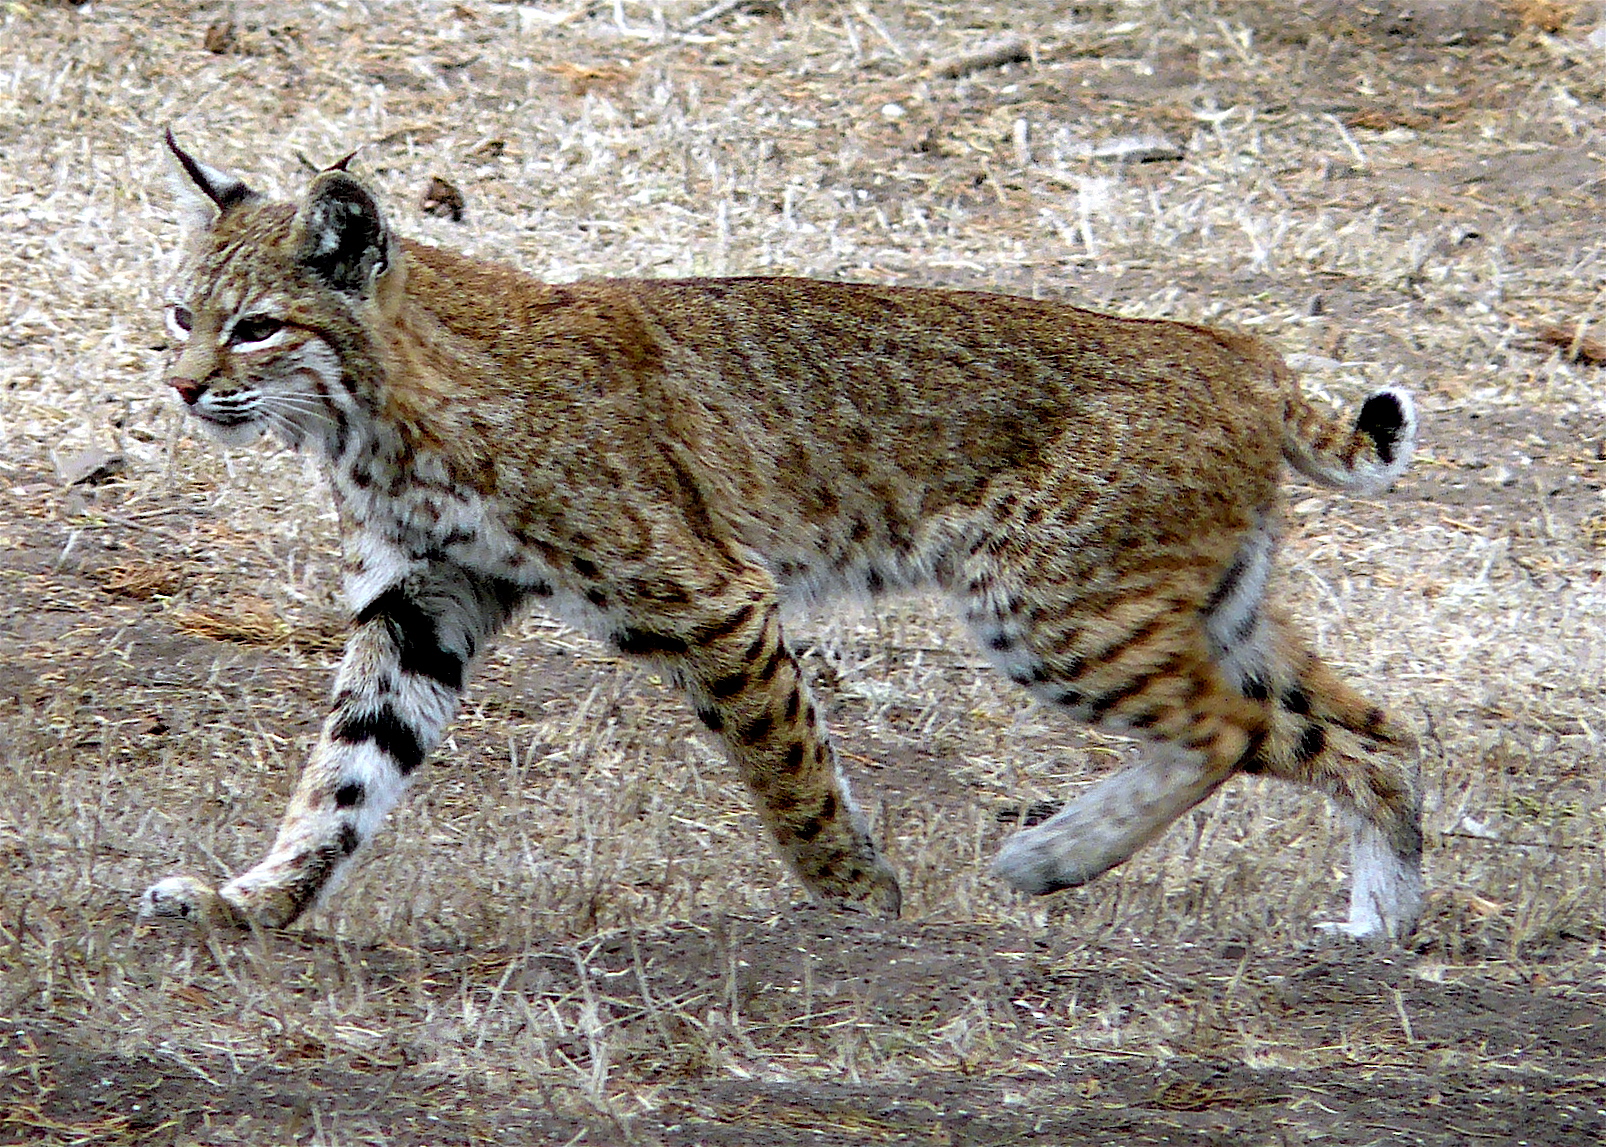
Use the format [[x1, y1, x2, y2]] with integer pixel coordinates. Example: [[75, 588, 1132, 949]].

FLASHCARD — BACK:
[[139, 876, 246, 929]]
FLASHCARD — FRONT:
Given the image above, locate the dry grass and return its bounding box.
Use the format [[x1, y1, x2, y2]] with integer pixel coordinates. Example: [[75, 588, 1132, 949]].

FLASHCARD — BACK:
[[1, 1, 1604, 1143]]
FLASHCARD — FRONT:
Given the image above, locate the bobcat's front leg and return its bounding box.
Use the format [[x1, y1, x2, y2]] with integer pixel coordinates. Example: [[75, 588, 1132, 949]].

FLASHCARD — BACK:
[[631, 570, 902, 917], [142, 561, 522, 928]]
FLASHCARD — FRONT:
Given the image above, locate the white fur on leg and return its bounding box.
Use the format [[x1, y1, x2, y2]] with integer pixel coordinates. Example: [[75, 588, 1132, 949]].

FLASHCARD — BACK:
[[1316, 819, 1424, 941], [993, 748, 1223, 894]]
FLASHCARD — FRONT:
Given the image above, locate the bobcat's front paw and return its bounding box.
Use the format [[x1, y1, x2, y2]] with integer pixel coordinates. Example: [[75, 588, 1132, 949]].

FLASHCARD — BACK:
[[857, 865, 904, 919], [804, 852, 903, 919], [139, 876, 246, 929]]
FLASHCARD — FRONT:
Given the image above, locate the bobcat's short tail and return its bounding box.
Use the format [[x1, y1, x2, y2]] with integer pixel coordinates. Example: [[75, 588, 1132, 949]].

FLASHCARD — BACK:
[[1281, 383, 1416, 495]]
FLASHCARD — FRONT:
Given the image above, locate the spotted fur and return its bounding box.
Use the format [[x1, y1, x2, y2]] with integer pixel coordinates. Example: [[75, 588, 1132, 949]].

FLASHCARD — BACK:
[[140, 135, 1423, 941]]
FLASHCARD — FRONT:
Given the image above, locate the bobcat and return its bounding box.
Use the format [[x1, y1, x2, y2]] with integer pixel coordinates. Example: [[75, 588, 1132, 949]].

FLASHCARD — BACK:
[[141, 133, 1424, 941]]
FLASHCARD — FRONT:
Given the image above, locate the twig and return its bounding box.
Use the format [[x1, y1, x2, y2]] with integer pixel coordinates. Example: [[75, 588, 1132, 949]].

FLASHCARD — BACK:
[[1441, 830, 1601, 851], [931, 35, 1030, 78], [850, 1, 910, 62], [1531, 322, 1606, 366], [1323, 113, 1369, 169], [679, 0, 745, 32]]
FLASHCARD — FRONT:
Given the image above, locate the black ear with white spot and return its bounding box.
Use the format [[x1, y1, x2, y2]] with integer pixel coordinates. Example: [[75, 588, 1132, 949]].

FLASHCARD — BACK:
[[295, 169, 392, 294], [165, 128, 259, 221]]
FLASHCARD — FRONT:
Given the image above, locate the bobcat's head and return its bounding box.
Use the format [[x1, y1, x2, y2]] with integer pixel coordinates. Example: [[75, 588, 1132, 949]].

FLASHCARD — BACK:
[[162, 131, 400, 453]]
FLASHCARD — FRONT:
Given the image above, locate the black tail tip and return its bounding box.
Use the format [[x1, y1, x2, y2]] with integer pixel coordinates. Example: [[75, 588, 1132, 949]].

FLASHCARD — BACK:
[[1356, 392, 1407, 465]]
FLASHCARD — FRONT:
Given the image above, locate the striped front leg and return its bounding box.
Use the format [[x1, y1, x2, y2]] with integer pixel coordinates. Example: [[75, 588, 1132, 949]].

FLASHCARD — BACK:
[[141, 562, 522, 928]]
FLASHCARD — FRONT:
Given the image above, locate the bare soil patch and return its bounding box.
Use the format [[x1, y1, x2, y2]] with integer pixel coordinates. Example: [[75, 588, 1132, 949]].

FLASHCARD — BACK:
[[1, 1, 1603, 1143]]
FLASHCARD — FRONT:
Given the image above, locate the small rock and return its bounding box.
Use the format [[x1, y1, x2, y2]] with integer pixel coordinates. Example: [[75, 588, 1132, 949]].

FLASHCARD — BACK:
[[1091, 134, 1184, 163], [59, 448, 126, 487]]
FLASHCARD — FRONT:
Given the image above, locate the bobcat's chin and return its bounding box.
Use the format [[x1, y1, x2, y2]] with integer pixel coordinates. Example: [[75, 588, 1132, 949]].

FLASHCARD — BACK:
[[191, 412, 268, 447]]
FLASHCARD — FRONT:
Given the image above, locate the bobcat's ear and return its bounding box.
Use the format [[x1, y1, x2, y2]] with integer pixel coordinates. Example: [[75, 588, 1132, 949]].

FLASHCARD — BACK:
[[164, 129, 258, 229], [294, 169, 392, 295]]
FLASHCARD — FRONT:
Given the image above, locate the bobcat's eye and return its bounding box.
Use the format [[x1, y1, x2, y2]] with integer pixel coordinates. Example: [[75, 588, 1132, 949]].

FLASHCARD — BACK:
[[166, 305, 193, 341], [230, 315, 286, 346]]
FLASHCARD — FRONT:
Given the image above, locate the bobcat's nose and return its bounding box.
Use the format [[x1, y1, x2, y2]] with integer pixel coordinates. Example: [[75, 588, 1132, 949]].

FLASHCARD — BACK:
[[170, 378, 207, 405]]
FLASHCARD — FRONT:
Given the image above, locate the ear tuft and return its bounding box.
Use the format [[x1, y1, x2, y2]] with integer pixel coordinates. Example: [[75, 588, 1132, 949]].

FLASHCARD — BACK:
[[164, 129, 258, 222], [297, 171, 390, 294]]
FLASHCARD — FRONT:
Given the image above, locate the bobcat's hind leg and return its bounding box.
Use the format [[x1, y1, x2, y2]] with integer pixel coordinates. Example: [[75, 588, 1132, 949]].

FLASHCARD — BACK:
[[1195, 521, 1421, 940], [141, 560, 524, 929], [617, 565, 901, 916], [989, 646, 1267, 895], [1239, 615, 1423, 941], [970, 556, 1270, 895]]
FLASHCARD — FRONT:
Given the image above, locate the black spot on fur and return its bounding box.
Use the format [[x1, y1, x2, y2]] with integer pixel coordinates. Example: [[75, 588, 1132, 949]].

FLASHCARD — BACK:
[[1241, 677, 1271, 702], [1087, 678, 1146, 721], [783, 741, 805, 773], [584, 588, 609, 609], [988, 632, 1015, 652], [819, 792, 837, 821], [695, 705, 724, 732], [753, 645, 787, 685], [616, 627, 690, 657], [337, 824, 361, 856], [333, 706, 425, 775], [1205, 556, 1246, 614], [795, 816, 824, 842], [709, 671, 748, 699], [692, 603, 756, 644], [1283, 687, 1312, 716], [357, 587, 466, 691], [488, 577, 527, 617], [572, 555, 599, 579], [1295, 723, 1327, 763], [1356, 393, 1405, 465], [739, 711, 775, 745], [334, 782, 365, 808], [866, 568, 885, 594], [783, 690, 800, 723], [1054, 688, 1084, 708]]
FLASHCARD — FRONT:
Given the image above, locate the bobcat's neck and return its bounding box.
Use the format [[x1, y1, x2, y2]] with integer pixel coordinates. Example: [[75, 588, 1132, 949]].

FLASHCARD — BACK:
[[326, 241, 525, 489]]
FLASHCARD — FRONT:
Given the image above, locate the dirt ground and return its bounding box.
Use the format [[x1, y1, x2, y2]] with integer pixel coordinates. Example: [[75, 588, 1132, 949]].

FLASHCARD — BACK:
[[2, 1, 1604, 1144]]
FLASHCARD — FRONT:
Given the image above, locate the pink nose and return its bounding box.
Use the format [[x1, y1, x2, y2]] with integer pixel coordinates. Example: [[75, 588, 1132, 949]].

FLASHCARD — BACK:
[[170, 378, 206, 405]]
